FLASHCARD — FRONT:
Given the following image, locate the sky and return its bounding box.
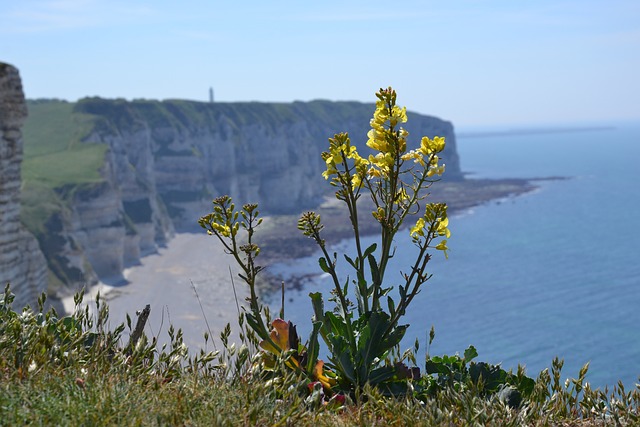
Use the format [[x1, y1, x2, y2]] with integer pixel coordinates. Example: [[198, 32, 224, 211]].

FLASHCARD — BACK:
[[1, 0, 639, 127]]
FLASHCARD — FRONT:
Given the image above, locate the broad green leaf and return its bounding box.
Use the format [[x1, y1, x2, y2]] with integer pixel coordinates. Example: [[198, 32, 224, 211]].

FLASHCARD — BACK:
[[325, 311, 349, 337], [382, 324, 407, 350], [356, 311, 391, 367], [464, 345, 478, 363], [335, 350, 356, 384]]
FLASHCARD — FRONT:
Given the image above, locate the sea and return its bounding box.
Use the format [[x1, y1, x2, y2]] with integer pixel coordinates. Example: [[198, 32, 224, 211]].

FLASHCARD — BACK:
[[266, 121, 640, 390]]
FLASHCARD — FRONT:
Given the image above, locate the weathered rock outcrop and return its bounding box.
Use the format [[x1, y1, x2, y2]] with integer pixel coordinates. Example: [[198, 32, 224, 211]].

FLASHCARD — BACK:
[[23, 97, 462, 294], [0, 63, 47, 308]]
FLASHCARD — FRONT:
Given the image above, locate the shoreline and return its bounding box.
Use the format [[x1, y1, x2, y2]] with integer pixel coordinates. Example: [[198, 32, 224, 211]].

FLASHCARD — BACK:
[[61, 177, 543, 350], [255, 177, 539, 266]]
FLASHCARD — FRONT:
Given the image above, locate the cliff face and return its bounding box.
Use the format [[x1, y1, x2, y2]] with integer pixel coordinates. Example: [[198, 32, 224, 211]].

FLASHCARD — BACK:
[[22, 97, 462, 293], [0, 63, 48, 308], [77, 98, 462, 223]]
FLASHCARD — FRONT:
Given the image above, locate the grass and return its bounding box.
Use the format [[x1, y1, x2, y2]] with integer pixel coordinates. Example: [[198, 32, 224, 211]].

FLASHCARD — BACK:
[[20, 100, 107, 236], [1, 285, 638, 426]]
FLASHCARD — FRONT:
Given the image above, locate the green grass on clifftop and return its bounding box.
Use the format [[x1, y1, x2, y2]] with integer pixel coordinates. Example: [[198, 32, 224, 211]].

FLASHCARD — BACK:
[[20, 100, 107, 235], [22, 100, 105, 185]]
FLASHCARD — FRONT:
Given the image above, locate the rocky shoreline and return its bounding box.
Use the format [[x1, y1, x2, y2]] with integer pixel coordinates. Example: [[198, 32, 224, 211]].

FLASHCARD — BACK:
[[256, 178, 536, 262], [254, 177, 538, 293]]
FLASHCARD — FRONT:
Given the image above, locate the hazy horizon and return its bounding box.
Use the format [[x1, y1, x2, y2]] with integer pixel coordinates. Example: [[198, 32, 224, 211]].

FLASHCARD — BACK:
[[3, 0, 639, 127]]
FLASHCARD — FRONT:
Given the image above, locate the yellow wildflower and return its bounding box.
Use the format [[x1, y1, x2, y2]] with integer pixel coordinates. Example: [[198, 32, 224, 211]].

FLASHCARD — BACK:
[[401, 150, 425, 167], [432, 136, 446, 152], [427, 163, 446, 177], [390, 105, 408, 126], [351, 173, 362, 190], [436, 217, 451, 238], [410, 217, 426, 238], [367, 166, 382, 178], [420, 136, 446, 155], [435, 239, 449, 259], [366, 129, 388, 153]]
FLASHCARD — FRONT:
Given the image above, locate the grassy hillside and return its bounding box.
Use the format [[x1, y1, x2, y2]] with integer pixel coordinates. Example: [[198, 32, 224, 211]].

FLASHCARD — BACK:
[[20, 100, 107, 235]]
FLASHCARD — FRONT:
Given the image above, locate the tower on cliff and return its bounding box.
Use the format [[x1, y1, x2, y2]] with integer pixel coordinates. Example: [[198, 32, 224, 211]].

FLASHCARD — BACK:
[[209, 87, 214, 103]]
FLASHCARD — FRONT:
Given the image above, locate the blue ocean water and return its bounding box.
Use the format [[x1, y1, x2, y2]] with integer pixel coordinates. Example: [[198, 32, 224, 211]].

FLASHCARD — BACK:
[[268, 122, 640, 389]]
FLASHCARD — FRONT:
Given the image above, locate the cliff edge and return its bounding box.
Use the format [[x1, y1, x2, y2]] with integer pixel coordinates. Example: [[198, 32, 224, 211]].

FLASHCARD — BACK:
[[0, 63, 48, 308]]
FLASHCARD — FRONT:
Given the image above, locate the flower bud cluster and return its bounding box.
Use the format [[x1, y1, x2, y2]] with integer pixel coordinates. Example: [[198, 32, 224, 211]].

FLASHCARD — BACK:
[[410, 202, 450, 257], [366, 88, 409, 178], [322, 133, 369, 190]]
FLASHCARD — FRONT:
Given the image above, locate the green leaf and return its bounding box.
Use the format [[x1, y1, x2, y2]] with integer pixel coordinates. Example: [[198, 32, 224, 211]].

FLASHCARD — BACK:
[[469, 362, 507, 392], [355, 273, 368, 312], [60, 316, 80, 333], [356, 311, 391, 368], [325, 311, 349, 337], [244, 312, 269, 342], [367, 254, 380, 285], [309, 292, 325, 323], [318, 257, 330, 273], [383, 324, 407, 350], [464, 345, 478, 363], [306, 321, 322, 374], [387, 296, 396, 317], [363, 243, 377, 259], [344, 254, 357, 269], [326, 332, 356, 383], [335, 350, 356, 384], [379, 286, 393, 297], [398, 284, 407, 300], [425, 359, 451, 376]]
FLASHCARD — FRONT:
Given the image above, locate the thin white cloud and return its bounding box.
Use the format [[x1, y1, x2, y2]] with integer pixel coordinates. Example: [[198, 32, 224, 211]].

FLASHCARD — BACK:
[[1, 0, 158, 34]]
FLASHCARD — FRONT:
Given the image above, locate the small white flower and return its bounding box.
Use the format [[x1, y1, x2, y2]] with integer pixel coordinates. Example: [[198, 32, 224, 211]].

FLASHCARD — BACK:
[[28, 361, 37, 372]]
